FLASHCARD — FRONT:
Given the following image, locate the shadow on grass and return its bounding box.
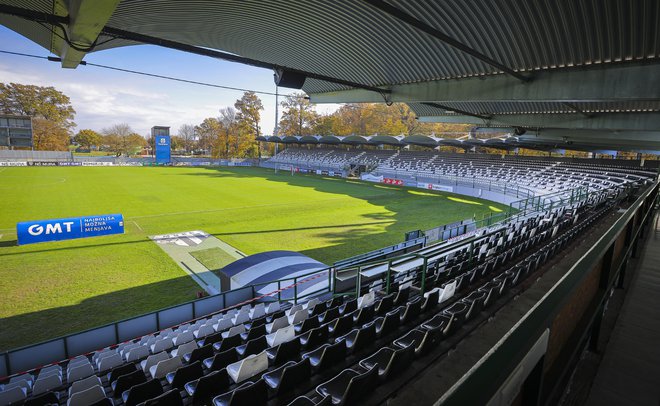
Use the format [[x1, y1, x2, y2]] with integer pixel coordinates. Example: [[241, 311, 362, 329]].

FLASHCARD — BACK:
[[182, 166, 509, 264], [0, 275, 200, 353]]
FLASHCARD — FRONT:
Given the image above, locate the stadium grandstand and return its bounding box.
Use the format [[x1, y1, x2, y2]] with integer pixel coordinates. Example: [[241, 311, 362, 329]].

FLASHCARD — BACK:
[[1, 1, 660, 406]]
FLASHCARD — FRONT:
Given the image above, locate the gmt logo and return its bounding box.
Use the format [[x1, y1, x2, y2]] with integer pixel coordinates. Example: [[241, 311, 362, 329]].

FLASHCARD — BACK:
[[27, 221, 76, 236], [17, 214, 124, 245]]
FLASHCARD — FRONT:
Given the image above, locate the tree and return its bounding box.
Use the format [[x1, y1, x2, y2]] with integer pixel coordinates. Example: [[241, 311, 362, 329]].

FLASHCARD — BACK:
[[177, 124, 197, 153], [74, 129, 102, 150], [234, 91, 263, 157], [0, 82, 76, 129], [279, 92, 319, 136], [102, 123, 145, 156], [170, 135, 184, 152], [219, 106, 239, 158], [31, 118, 70, 151], [195, 118, 222, 157]]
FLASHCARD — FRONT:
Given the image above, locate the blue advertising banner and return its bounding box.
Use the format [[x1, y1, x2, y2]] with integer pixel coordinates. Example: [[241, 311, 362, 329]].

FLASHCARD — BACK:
[[155, 135, 171, 164], [17, 214, 124, 245]]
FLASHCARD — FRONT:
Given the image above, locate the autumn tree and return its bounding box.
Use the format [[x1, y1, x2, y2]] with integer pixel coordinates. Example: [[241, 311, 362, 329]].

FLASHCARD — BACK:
[[279, 92, 319, 136], [219, 106, 239, 158], [74, 129, 102, 150], [0, 83, 76, 129], [234, 91, 263, 157], [195, 117, 222, 157], [102, 123, 145, 156], [31, 118, 70, 151], [0, 82, 77, 151], [177, 124, 197, 153]]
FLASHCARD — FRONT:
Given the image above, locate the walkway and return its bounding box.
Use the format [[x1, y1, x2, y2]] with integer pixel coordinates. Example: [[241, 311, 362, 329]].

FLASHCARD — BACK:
[[586, 211, 660, 406]]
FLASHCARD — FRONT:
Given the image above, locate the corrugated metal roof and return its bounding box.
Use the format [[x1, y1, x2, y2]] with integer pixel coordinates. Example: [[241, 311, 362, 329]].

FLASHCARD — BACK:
[[4, 0, 658, 93]]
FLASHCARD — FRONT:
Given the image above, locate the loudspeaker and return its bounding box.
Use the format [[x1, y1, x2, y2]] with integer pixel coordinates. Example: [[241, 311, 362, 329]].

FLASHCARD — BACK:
[[273, 68, 306, 89]]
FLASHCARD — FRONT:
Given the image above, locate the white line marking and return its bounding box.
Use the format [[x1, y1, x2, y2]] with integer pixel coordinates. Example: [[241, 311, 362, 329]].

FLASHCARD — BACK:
[[132, 220, 143, 231]]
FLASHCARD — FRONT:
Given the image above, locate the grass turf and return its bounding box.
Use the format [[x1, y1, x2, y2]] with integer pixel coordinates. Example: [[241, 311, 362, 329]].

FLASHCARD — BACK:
[[190, 247, 238, 271], [0, 166, 509, 351]]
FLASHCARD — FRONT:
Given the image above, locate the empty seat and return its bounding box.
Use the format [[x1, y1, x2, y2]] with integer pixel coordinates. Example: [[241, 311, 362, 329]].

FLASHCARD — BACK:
[[140, 351, 169, 372], [107, 363, 136, 384], [112, 369, 146, 398], [288, 309, 308, 325], [141, 389, 183, 406], [236, 336, 268, 358], [149, 356, 182, 379], [358, 345, 414, 381], [295, 316, 320, 335], [315, 366, 378, 405], [184, 343, 213, 364], [194, 324, 215, 339], [267, 316, 290, 334], [213, 379, 268, 406], [249, 303, 266, 319], [357, 291, 375, 309], [222, 325, 246, 339], [0, 386, 27, 405], [67, 363, 94, 383], [67, 384, 106, 406], [226, 351, 269, 383], [241, 324, 266, 342], [185, 369, 230, 405], [204, 348, 238, 372], [266, 302, 281, 314], [150, 338, 173, 354], [98, 353, 123, 373], [166, 361, 203, 391], [339, 299, 357, 315], [126, 345, 150, 362], [300, 326, 329, 349], [170, 340, 197, 358], [393, 325, 444, 356], [328, 314, 353, 337], [266, 338, 301, 367], [266, 324, 295, 347], [352, 305, 374, 326], [318, 307, 339, 324], [337, 323, 376, 353], [213, 334, 242, 353], [23, 391, 59, 406], [302, 341, 346, 370], [375, 308, 401, 337], [262, 358, 312, 395], [69, 375, 102, 397], [32, 373, 62, 396], [288, 395, 332, 406], [122, 379, 163, 406]]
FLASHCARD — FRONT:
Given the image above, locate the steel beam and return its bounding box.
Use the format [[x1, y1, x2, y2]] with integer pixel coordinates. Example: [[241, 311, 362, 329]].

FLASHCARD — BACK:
[[309, 64, 660, 103], [417, 112, 660, 132], [57, 0, 122, 68]]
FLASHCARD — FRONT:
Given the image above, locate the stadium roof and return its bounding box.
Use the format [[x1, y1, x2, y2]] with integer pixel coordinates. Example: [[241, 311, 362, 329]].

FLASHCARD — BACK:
[[1, 1, 659, 151]]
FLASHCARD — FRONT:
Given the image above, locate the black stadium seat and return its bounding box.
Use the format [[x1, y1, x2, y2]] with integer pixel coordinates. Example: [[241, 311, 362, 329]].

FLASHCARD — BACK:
[[204, 348, 238, 371], [166, 360, 203, 391], [141, 389, 183, 406], [359, 344, 414, 381], [185, 369, 231, 405], [184, 343, 213, 364], [122, 379, 163, 406], [213, 379, 268, 406], [316, 366, 378, 405], [107, 362, 137, 384], [113, 369, 147, 398], [267, 337, 301, 366], [262, 358, 312, 395], [23, 391, 59, 406]]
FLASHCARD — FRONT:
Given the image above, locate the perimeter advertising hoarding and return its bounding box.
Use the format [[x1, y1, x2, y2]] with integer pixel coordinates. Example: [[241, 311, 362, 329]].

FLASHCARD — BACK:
[[17, 214, 124, 245], [155, 135, 171, 164]]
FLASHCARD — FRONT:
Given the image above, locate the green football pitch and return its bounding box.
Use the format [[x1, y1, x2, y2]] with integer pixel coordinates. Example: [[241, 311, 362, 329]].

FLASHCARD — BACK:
[[0, 166, 509, 351]]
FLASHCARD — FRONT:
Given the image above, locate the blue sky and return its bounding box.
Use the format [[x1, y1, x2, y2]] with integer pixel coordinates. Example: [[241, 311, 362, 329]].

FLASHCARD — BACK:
[[0, 26, 339, 136]]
